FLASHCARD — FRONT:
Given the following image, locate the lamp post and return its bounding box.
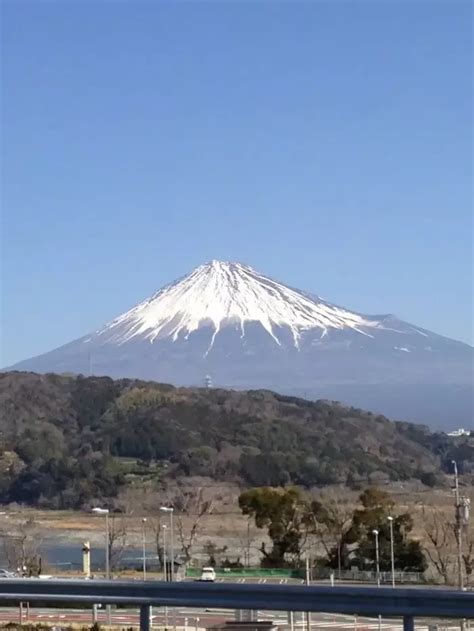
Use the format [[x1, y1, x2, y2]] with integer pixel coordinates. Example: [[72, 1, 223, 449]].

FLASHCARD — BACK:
[[387, 516, 395, 588], [372, 528, 382, 631], [246, 519, 251, 568], [337, 542, 342, 580], [162, 524, 168, 581], [162, 525, 169, 629], [142, 518, 147, 581], [92, 507, 110, 578], [372, 529, 380, 587], [92, 507, 111, 625], [160, 506, 174, 581]]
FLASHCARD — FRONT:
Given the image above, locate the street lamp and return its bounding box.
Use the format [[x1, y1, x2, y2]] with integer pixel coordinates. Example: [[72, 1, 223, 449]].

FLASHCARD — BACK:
[[162, 525, 169, 629], [162, 524, 168, 582], [92, 508, 110, 578], [372, 528, 382, 631], [91, 507, 111, 625], [387, 517, 395, 588], [372, 529, 380, 587], [142, 518, 147, 581], [160, 506, 174, 581], [246, 518, 251, 568]]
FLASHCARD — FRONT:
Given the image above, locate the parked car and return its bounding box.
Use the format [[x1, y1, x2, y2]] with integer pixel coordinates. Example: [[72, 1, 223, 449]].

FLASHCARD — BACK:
[[199, 567, 216, 582]]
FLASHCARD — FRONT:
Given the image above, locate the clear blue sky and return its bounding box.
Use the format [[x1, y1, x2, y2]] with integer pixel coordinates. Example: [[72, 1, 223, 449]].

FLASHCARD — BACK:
[[2, 0, 472, 366]]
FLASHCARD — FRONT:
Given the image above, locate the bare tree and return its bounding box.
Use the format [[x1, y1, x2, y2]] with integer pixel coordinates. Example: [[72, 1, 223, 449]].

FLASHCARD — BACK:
[[463, 531, 473, 586], [462, 502, 474, 586], [174, 488, 214, 562], [0, 517, 43, 576], [305, 490, 354, 572], [203, 540, 228, 566], [149, 514, 164, 566], [235, 518, 260, 567], [421, 506, 456, 584], [116, 486, 159, 515], [108, 515, 127, 571]]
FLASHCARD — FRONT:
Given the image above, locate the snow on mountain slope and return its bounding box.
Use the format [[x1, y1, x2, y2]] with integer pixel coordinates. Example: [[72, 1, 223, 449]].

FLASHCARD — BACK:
[[5, 260, 473, 430], [98, 260, 385, 350]]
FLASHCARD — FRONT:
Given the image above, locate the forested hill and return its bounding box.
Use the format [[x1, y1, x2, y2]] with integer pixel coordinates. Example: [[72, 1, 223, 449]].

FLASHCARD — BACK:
[[0, 371, 472, 509]]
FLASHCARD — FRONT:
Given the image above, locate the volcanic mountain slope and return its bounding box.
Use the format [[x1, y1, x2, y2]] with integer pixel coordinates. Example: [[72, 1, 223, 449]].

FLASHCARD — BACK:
[[8, 260, 473, 429]]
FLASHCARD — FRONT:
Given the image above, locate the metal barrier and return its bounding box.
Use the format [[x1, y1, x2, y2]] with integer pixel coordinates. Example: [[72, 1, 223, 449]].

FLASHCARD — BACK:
[[186, 567, 425, 584], [0, 579, 472, 631], [186, 567, 297, 579], [311, 568, 424, 584]]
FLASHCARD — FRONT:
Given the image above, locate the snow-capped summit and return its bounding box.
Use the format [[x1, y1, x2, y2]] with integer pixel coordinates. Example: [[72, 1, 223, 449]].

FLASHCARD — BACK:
[[7, 260, 473, 429], [100, 259, 384, 350]]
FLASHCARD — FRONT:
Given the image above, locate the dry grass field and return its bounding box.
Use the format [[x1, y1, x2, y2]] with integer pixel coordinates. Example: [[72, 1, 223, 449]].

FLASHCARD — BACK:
[[1, 481, 469, 559]]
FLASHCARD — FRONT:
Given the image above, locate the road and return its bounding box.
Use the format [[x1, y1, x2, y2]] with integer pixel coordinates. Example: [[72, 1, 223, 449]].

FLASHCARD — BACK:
[[0, 578, 469, 629], [106, 576, 463, 589], [0, 605, 466, 630]]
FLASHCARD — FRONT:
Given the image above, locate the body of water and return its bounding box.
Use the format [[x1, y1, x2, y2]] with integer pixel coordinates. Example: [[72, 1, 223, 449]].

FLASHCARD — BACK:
[[1, 541, 161, 573]]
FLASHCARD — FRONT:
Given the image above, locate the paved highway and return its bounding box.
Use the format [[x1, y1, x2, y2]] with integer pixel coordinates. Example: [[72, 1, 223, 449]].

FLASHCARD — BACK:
[[0, 579, 470, 630], [110, 576, 463, 589], [0, 605, 464, 630]]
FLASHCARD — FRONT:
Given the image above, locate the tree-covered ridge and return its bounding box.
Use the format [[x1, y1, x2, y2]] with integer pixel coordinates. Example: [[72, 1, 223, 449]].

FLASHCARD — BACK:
[[0, 371, 472, 509]]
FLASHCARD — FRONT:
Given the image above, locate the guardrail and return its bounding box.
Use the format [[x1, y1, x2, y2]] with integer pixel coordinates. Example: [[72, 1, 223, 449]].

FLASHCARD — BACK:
[[185, 567, 424, 584], [0, 579, 472, 631], [186, 567, 297, 579], [310, 569, 424, 584]]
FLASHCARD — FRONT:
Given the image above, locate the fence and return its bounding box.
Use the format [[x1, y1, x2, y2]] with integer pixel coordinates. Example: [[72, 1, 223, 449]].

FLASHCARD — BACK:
[[186, 568, 298, 579], [186, 567, 424, 583], [311, 568, 424, 584]]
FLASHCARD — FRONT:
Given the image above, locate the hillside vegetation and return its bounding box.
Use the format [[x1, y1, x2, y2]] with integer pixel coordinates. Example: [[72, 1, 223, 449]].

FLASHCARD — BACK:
[[0, 371, 472, 509]]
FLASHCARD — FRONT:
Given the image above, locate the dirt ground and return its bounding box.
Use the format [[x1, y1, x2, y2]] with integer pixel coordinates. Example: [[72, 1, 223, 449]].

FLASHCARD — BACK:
[[0, 482, 459, 544], [0, 481, 470, 576]]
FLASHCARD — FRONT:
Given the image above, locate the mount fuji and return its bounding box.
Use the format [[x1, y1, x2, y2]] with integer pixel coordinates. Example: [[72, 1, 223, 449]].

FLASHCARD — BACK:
[[8, 260, 473, 429]]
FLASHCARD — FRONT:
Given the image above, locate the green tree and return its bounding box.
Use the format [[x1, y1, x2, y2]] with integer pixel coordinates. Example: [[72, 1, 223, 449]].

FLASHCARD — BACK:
[[238, 487, 305, 567], [347, 488, 426, 572], [15, 423, 65, 464]]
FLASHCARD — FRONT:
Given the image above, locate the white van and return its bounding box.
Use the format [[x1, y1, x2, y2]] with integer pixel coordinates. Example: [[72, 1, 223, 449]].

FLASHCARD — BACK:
[[199, 567, 216, 582]]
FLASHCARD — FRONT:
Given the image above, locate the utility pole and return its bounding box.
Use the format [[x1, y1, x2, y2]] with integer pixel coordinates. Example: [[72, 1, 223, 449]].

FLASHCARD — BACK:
[[452, 460, 471, 631], [452, 460, 470, 591], [453, 460, 463, 590]]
